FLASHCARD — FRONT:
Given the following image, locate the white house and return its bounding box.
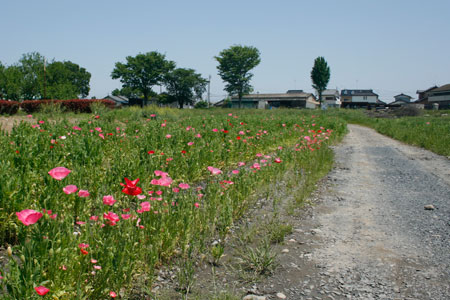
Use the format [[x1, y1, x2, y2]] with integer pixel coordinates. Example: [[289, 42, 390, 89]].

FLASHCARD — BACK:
[[340, 89, 379, 108], [321, 89, 341, 107]]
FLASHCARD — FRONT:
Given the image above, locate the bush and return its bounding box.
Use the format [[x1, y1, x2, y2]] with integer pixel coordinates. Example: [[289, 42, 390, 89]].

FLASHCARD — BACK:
[[194, 101, 209, 109], [393, 105, 423, 117], [20, 99, 115, 113], [0, 100, 19, 115]]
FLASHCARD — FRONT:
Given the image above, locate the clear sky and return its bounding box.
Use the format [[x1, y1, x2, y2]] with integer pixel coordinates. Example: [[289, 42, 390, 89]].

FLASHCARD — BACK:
[[1, 0, 449, 103]]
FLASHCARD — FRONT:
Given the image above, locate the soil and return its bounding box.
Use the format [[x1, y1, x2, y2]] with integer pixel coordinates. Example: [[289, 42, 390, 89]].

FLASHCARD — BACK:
[[154, 124, 450, 299]]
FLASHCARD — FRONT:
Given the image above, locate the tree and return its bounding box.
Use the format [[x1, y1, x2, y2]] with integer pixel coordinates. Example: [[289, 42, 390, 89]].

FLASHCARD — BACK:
[[46, 61, 91, 99], [215, 45, 261, 108], [111, 87, 144, 99], [111, 52, 175, 105], [19, 52, 45, 99], [3, 65, 23, 101], [0, 62, 6, 99], [310, 56, 330, 107], [163, 68, 207, 109]]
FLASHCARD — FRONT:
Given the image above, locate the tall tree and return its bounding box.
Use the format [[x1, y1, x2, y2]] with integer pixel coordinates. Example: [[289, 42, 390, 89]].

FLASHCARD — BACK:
[[163, 68, 207, 108], [310, 56, 330, 107], [111, 52, 175, 105], [3, 65, 23, 101], [19, 52, 45, 99], [111, 87, 144, 99], [215, 45, 261, 108], [46, 61, 91, 99], [0, 62, 6, 99]]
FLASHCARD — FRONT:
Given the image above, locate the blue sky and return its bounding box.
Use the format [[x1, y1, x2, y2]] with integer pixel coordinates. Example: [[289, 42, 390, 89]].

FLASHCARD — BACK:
[[1, 0, 449, 102]]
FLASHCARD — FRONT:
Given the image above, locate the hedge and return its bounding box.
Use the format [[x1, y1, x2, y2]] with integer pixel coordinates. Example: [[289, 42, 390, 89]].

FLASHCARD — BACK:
[[20, 99, 115, 113], [0, 100, 20, 115]]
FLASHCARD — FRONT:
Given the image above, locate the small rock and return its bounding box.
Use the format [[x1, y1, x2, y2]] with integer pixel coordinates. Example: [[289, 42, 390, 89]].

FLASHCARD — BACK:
[[424, 204, 435, 210], [276, 292, 287, 299], [243, 295, 266, 300], [288, 239, 296, 242], [282, 249, 289, 253], [311, 229, 322, 235]]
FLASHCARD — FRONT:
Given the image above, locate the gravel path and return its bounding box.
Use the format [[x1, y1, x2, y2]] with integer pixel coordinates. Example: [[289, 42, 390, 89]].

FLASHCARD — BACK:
[[257, 124, 450, 300]]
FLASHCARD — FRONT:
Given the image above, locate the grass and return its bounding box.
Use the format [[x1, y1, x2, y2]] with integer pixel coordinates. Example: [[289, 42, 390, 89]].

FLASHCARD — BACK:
[[0, 107, 346, 299]]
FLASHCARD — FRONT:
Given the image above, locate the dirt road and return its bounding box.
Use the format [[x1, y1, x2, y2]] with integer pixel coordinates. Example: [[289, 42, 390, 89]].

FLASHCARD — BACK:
[[255, 124, 450, 300]]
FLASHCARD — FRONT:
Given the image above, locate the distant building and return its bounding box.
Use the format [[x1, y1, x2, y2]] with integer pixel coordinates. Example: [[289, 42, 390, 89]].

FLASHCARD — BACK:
[[388, 93, 414, 107], [428, 84, 450, 109], [229, 91, 318, 109], [321, 89, 341, 107], [415, 86, 438, 104], [340, 89, 379, 108], [104, 95, 129, 107]]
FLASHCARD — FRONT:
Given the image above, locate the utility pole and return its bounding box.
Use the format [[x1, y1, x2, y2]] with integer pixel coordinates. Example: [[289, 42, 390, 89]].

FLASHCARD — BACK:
[[207, 75, 211, 107]]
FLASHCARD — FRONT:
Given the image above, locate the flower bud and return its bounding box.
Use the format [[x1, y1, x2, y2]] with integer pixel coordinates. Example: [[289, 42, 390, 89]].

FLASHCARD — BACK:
[[20, 255, 25, 263], [7, 246, 12, 257], [49, 248, 54, 256]]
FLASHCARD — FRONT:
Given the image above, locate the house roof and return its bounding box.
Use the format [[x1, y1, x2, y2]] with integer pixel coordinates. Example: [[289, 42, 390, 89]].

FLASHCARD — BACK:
[[232, 92, 314, 100], [394, 93, 412, 99], [431, 83, 450, 92], [340, 89, 379, 97], [322, 89, 339, 95], [106, 95, 129, 103], [417, 85, 438, 94]]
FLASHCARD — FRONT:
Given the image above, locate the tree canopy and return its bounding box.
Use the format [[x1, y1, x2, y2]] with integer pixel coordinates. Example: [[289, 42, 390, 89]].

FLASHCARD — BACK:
[[215, 45, 261, 108], [310, 56, 330, 106], [111, 52, 175, 104], [0, 52, 91, 100], [163, 68, 207, 108]]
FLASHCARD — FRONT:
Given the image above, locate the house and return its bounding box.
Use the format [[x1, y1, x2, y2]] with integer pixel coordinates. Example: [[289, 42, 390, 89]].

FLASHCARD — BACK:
[[415, 86, 438, 104], [229, 90, 318, 109], [340, 89, 379, 108], [427, 84, 450, 109], [105, 95, 129, 107], [388, 93, 414, 107], [321, 89, 341, 108]]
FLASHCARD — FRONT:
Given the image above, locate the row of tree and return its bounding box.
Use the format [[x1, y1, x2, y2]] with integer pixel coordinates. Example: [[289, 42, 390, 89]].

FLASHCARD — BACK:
[[1, 46, 330, 108], [0, 52, 91, 100]]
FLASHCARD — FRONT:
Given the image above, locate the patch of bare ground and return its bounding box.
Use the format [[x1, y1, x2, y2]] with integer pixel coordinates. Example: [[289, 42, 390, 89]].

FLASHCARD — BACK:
[[150, 124, 450, 300]]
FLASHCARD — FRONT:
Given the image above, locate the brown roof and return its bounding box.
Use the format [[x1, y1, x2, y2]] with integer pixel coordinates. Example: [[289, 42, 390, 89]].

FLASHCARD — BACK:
[[432, 84, 450, 92]]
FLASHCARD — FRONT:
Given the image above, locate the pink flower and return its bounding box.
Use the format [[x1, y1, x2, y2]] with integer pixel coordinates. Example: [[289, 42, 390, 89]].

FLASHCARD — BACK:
[[207, 166, 222, 175], [137, 194, 146, 200], [110, 291, 117, 298], [38, 120, 45, 124], [212, 128, 218, 132], [121, 214, 131, 219], [194, 202, 200, 208], [78, 190, 90, 197], [35, 286, 50, 296], [27, 114, 32, 118], [103, 195, 116, 206], [103, 212, 120, 225], [156, 190, 163, 195], [256, 153, 263, 157], [154, 170, 169, 177], [63, 185, 78, 195], [76, 221, 86, 225], [274, 158, 282, 163], [172, 187, 180, 193], [187, 142, 194, 146], [95, 127, 102, 132], [78, 243, 89, 249], [232, 170, 239, 174], [90, 215, 99, 221], [179, 183, 190, 189], [140, 202, 151, 212], [48, 167, 71, 180], [304, 136, 311, 142], [91, 259, 98, 263], [238, 162, 245, 167], [73, 126, 82, 131], [165, 134, 172, 138], [99, 133, 105, 139], [16, 209, 43, 226], [94, 265, 102, 270]]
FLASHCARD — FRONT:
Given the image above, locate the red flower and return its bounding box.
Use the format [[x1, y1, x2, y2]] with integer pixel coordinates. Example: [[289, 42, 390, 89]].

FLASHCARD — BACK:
[[236, 136, 241, 140], [110, 291, 117, 298], [16, 209, 43, 226], [147, 150, 155, 155], [120, 178, 142, 196], [35, 286, 50, 296], [80, 248, 88, 255]]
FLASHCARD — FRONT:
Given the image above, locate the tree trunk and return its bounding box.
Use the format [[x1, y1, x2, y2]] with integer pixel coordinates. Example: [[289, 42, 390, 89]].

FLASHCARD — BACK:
[[143, 91, 148, 108], [318, 90, 322, 108], [238, 93, 242, 109]]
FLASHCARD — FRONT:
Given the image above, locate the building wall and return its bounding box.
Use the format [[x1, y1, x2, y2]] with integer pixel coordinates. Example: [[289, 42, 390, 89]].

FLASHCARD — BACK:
[[429, 94, 450, 102], [395, 96, 411, 102], [351, 95, 377, 103]]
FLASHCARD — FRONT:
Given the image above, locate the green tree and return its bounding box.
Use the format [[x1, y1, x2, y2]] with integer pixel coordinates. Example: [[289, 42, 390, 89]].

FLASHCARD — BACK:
[[19, 52, 45, 99], [3, 65, 23, 101], [46, 61, 91, 99], [310, 56, 330, 107], [215, 45, 261, 108], [111, 87, 144, 99], [0, 62, 6, 99], [164, 68, 207, 109], [111, 52, 175, 105]]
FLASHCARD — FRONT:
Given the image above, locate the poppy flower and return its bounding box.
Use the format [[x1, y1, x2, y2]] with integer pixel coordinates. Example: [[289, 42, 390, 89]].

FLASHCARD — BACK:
[[140, 202, 151, 212], [80, 249, 88, 255], [274, 158, 282, 163], [78, 243, 89, 249], [48, 167, 71, 180], [207, 166, 222, 175], [120, 178, 142, 196], [179, 183, 190, 189], [147, 150, 155, 154], [103, 195, 116, 206], [103, 212, 120, 225], [16, 209, 43, 226], [110, 291, 117, 298], [35, 286, 50, 296], [78, 190, 90, 197], [63, 185, 78, 195]]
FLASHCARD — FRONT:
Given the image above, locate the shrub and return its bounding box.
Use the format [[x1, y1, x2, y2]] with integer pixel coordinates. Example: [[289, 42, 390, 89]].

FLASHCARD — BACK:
[[0, 100, 19, 115], [20, 99, 115, 113], [393, 105, 423, 117], [194, 101, 209, 109]]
